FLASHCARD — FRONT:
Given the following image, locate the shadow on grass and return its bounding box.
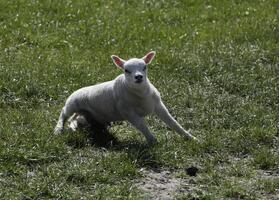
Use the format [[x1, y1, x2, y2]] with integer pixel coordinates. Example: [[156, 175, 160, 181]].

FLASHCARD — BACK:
[[66, 128, 163, 169], [64, 120, 163, 169], [66, 132, 163, 171], [63, 111, 164, 169], [114, 140, 163, 169], [64, 125, 118, 148]]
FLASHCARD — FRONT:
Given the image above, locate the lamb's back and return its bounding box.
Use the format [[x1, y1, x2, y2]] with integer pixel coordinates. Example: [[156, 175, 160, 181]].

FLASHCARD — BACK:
[[66, 79, 122, 123]]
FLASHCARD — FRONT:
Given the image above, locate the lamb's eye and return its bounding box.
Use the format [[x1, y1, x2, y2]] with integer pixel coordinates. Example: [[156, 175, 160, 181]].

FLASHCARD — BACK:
[[125, 69, 131, 74], [143, 66, 147, 71]]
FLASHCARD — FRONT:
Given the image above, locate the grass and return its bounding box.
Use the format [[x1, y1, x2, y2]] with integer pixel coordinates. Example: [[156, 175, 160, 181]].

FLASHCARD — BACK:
[[0, 0, 278, 199]]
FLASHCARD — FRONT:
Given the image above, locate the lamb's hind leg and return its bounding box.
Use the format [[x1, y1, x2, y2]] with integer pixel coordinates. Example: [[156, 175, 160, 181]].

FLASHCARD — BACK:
[[68, 111, 92, 132], [54, 106, 74, 134]]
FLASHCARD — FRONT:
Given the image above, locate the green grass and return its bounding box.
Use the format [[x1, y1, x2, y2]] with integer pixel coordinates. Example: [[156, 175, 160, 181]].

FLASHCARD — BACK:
[[0, 0, 278, 199]]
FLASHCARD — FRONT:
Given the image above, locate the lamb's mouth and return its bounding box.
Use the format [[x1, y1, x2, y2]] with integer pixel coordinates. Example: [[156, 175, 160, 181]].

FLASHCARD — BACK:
[[135, 79, 143, 83]]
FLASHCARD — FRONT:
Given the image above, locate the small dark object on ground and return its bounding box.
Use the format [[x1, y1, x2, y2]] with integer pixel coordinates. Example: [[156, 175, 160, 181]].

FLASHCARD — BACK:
[[185, 166, 199, 177]]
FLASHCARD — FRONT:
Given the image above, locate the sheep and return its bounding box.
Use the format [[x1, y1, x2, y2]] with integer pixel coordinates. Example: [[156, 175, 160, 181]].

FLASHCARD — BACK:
[[54, 51, 197, 144]]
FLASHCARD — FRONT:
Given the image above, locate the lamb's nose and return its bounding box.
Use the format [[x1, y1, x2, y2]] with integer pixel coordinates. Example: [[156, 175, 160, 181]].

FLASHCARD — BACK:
[[135, 74, 143, 80]]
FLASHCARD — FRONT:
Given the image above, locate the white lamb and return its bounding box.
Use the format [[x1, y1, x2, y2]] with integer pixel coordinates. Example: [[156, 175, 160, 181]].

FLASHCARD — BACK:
[[54, 51, 197, 144]]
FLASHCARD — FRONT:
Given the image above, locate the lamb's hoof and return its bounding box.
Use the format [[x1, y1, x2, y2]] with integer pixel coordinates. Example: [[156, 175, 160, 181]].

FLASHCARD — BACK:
[[68, 121, 78, 132], [184, 130, 199, 142], [54, 127, 63, 135], [190, 136, 200, 143]]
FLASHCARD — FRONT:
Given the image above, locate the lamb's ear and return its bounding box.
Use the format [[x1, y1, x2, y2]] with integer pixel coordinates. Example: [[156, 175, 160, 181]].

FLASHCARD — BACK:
[[142, 51, 156, 65], [111, 55, 126, 69]]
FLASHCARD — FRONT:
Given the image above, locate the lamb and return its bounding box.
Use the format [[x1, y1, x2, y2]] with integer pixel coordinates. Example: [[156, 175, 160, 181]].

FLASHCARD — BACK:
[[54, 51, 197, 144]]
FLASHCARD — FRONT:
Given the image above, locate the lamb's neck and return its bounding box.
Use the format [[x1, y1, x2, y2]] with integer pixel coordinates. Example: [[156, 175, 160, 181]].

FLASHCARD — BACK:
[[124, 79, 151, 97]]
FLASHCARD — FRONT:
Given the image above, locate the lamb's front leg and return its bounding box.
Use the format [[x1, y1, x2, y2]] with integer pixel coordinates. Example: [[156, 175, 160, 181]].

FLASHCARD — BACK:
[[127, 116, 158, 145], [154, 101, 197, 141]]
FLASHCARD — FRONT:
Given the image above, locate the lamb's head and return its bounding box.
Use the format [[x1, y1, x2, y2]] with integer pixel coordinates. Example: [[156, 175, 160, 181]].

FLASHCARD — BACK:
[[111, 51, 156, 87]]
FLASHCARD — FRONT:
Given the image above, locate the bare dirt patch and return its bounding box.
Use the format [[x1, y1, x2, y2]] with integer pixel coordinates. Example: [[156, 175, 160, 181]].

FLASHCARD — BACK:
[[135, 168, 196, 200]]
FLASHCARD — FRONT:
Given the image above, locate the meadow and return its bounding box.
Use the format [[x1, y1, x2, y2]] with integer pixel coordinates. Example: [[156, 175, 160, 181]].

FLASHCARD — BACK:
[[0, 0, 278, 199]]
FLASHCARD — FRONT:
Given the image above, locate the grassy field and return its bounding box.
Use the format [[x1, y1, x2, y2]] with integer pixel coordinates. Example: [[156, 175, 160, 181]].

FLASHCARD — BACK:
[[0, 0, 278, 199]]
